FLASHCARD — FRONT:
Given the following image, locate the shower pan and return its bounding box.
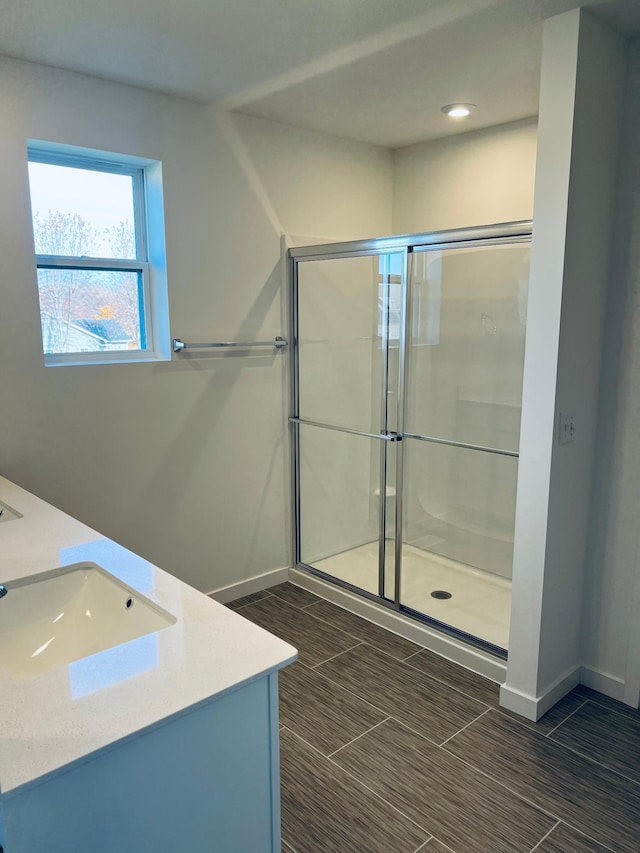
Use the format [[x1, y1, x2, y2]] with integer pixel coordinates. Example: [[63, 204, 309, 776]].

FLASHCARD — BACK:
[[289, 222, 531, 656]]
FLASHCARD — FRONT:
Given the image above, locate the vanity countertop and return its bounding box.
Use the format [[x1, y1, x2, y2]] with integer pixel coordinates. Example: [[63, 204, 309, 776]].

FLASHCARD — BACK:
[[0, 476, 297, 798]]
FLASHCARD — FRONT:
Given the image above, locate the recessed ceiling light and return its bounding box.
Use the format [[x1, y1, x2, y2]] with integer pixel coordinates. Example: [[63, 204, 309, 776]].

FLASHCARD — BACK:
[[441, 103, 476, 118]]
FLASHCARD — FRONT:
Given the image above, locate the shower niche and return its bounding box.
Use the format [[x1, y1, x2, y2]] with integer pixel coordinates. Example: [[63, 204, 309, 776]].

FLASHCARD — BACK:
[[289, 222, 531, 655]]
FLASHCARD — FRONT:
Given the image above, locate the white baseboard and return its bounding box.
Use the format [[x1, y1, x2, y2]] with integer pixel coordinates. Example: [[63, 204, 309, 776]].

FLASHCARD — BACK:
[[500, 666, 581, 721], [580, 665, 627, 703], [289, 567, 507, 684], [207, 566, 289, 604], [499, 683, 538, 720]]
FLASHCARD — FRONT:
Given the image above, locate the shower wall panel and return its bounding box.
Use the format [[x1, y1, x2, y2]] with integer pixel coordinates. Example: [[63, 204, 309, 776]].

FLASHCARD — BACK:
[[403, 244, 530, 579]]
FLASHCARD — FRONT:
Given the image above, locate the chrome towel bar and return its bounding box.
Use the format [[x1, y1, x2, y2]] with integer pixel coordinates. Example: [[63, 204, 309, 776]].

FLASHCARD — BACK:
[[173, 336, 288, 353]]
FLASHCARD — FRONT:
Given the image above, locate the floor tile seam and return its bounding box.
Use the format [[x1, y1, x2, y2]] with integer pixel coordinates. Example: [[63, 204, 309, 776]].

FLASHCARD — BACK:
[[230, 593, 274, 611], [379, 715, 444, 749], [300, 599, 323, 611], [400, 654, 495, 712], [390, 708, 585, 816], [434, 737, 564, 826], [492, 707, 586, 740], [282, 595, 387, 651], [311, 640, 365, 668], [341, 646, 493, 715], [301, 664, 395, 718], [439, 739, 638, 852], [402, 648, 424, 663], [418, 837, 456, 853], [440, 707, 493, 747], [272, 589, 318, 611], [237, 606, 364, 667], [307, 640, 491, 723], [549, 740, 640, 788], [269, 591, 323, 614], [301, 601, 422, 655], [412, 836, 437, 853], [543, 698, 589, 737], [527, 819, 560, 852], [311, 655, 482, 739], [327, 716, 392, 759], [552, 819, 618, 853], [390, 709, 548, 769], [361, 638, 423, 662], [294, 599, 371, 643], [580, 694, 640, 725], [298, 603, 414, 659], [282, 726, 433, 840], [252, 589, 319, 617], [478, 708, 588, 752], [578, 692, 640, 723], [295, 626, 635, 784], [538, 737, 640, 789], [328, 713, 559, 853]]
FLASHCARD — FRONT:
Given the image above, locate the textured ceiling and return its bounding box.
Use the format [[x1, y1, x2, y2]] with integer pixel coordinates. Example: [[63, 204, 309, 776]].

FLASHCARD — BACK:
[[232, 3, 543, 148], [0, 0, 637, 148]]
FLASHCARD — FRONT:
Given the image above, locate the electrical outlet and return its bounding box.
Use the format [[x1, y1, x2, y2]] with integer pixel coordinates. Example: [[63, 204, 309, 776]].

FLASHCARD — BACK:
[[559, 411, 575, 444]]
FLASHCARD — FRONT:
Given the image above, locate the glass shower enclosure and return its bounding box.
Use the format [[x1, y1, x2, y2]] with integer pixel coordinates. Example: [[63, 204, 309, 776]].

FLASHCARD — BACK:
[[289, 222, 531, 655]]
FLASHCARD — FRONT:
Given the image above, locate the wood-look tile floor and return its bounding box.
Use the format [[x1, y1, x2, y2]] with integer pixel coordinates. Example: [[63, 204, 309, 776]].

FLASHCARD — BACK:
[[228, 583, 640, 853]]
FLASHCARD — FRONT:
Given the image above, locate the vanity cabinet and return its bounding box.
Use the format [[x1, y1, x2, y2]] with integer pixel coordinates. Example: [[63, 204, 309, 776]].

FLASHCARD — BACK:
[[0, 477, 295, 852], [0, 672, 281, 852]]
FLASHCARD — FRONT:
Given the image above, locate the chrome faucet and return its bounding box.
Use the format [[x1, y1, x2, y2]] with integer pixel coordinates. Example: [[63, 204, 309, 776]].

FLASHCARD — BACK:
[[0, 585, 7, 599]]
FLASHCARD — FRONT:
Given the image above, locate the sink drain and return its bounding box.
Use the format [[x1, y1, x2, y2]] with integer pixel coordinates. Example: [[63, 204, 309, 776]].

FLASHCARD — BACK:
[[430, 590, 452, 600]]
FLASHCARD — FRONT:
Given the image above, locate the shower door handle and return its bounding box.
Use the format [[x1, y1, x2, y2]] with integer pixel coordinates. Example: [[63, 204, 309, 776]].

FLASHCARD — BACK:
[[289, 417, 398, 442]]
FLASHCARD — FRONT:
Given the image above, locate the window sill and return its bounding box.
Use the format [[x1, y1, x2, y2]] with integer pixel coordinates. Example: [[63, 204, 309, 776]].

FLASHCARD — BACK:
[[44, 349, 170, 367]]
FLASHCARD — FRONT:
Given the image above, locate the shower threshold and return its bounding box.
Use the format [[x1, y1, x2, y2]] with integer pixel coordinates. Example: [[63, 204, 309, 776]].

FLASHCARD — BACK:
[[309, 542, 511, 651]]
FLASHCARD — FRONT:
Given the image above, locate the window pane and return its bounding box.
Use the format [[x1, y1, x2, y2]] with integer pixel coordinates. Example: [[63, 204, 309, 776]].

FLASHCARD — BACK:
[[28, 163, 137, 259], [37, 268, 145, 354]]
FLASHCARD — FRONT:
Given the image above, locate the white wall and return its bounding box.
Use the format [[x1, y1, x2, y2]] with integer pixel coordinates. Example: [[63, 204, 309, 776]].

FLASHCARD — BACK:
[[392, 117, 538, 235], [229, 113, 393, 243], [502, 9, 625, 717], [583, 40, 640, 700], [0, 56, 392, 594]]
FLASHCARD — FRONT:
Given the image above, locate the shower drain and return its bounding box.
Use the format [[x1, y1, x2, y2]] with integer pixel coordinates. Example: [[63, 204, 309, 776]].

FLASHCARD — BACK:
[[430, 590, 452, 600]]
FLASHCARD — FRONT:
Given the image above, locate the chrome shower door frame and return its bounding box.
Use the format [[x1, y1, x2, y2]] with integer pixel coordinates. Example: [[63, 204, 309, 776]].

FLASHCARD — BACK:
[[289, 243, 408, 608], [289, 220, 532, 655]]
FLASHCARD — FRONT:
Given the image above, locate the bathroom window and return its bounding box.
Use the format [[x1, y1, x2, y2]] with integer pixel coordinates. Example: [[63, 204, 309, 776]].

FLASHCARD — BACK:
[[377, 253, 404, 343], [376, 252, 441, 346], [27, 142, 170, 365]]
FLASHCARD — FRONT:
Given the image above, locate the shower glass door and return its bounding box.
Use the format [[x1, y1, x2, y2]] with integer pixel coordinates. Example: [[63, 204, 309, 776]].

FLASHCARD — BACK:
[[291, 224, 531, 654], [401, 239, 530, 651], [292, 249, 407, 603]]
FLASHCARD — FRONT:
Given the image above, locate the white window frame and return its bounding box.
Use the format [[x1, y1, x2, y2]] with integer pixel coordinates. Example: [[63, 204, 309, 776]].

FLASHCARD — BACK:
[[27, 142, 170, 366]]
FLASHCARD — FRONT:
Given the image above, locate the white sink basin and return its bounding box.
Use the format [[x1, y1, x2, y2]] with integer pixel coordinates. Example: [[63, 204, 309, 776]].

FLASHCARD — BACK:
[[0, 562, 176, 679]]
